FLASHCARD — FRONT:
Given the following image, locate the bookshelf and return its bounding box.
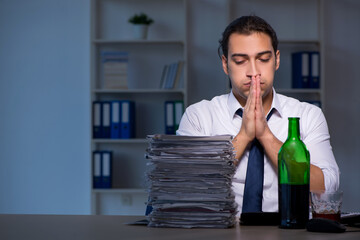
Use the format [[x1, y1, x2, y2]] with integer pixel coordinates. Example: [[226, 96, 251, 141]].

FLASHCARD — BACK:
[[89, 0, 325, 215], [230, 0, 326, 110], [90, 0, 188, 215]]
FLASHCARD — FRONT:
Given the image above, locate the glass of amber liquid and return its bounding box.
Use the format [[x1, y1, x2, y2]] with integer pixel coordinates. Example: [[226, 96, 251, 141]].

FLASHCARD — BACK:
[[310, 190, 343, 222]]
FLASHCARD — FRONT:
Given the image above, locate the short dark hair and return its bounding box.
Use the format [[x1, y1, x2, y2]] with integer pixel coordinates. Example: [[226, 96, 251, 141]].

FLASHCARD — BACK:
[[218, 15, 278, 58]]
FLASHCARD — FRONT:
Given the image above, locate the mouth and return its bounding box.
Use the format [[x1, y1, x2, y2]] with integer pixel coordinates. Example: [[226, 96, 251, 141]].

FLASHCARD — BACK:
[[243, 81, 265, 87], [243, 81, 251, 87]]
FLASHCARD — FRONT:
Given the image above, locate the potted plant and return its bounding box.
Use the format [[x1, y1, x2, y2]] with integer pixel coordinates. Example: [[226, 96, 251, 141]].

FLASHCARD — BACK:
[[128, 13, 154, 39]]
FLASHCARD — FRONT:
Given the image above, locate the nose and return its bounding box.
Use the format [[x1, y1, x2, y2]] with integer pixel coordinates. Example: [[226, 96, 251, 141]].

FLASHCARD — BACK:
[[246, 60, 260, 79]]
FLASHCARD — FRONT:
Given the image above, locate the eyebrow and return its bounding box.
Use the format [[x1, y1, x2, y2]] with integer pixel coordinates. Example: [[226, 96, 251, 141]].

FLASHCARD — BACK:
[[231, 50, 273, 58]]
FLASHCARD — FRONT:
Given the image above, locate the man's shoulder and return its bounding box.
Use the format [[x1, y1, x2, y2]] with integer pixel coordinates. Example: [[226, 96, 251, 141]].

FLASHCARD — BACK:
[[187, 93, 229, 110], [184, 93, 230, 121], [276, 93, 322, 117]]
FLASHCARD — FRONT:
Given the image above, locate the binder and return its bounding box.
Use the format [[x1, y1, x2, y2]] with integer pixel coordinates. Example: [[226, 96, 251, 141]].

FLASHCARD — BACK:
[[165, 101, 175, 134], [101, 151, 112, 188], [110, 101, 121, 139], [93, 151, 102, 188], [93, 101, 102, 138], [165, 62, 178, 89], [102, 101, 111, 138], [173, 61, 185, 89], [101, 51, 128, 89], [174, 101, 184, 132], [159, 65, 169, 89], [309, 52, 320, 88], [292, 52, 310, 88], [161, 61, 184, 89], [120, 100, 135, 139]]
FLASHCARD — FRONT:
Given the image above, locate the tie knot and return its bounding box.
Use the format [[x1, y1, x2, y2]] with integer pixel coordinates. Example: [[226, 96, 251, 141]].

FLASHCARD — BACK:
[[236, 108, 274, 121], [236, 108, 243, 118]]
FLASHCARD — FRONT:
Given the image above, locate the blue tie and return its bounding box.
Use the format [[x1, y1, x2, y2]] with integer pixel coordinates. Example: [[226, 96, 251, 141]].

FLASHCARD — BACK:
[[237, 109, 273, 213]]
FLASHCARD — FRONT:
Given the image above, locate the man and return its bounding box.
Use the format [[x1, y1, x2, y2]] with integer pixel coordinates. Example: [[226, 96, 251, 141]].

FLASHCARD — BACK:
[[176, 16, 339, 214]]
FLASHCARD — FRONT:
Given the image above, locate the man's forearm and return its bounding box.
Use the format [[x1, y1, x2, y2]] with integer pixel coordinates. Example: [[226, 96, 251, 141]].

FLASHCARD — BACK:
[[232, 131, 252, 164], [260, 129, 325, 191], [310, 164, 325, 191], [258, 127, 282, 168]]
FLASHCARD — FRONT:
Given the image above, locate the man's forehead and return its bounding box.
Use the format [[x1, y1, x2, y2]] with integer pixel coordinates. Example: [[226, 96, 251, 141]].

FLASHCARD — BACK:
[[228, 32, 273, 55]]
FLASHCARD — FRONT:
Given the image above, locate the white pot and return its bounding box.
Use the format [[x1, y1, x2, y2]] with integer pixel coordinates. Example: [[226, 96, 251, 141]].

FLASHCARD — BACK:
[[133, 24, 149, 40]]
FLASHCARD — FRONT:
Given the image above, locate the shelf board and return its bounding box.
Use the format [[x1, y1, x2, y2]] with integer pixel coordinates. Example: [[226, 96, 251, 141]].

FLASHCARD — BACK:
[[92, 138, 148, 144], [277, 88, 321, 94], [92, 188, 147, 194], [92, 88, 185, 94], [92, 39, 184, 45], [278, 39, 320, 45]]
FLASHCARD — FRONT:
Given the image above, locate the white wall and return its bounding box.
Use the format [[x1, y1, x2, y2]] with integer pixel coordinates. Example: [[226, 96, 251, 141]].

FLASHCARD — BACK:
[[187, 0, 230, 105], [323, 0, 360, 212], [0, 0, 90, 214]]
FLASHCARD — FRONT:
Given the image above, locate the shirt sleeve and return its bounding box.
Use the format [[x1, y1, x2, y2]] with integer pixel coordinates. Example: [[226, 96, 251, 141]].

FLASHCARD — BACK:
[[176, 105, 205, 136], [302, 106, 340, 191]]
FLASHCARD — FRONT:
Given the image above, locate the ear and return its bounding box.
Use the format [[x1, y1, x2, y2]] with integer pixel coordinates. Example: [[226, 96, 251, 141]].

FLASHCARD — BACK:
[[275, 50, 280, 71], [222, 55, 229, 75]]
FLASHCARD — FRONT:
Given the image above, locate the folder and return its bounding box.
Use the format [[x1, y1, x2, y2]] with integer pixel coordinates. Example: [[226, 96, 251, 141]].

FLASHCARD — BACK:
[[159, 65, 169, 89], [165, 62, 178, 89], [173, 61, 185, 89], [174, 101, 184, 132], [93, 102, 102, 139], [165, 101, 175, 134], [292, 52, 310, 88], [309, 52, 320, 89], [93, 151, 102, 188], [110, 101, 121, 139], [101, 51, 128, 89], [120, 100, 135, 139], [101, 151, 112, 188], [102, 101, 111, 138]]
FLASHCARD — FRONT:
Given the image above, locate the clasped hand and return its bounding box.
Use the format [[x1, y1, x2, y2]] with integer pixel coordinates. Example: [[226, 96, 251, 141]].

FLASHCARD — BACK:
[[240, 75, 270, 146]]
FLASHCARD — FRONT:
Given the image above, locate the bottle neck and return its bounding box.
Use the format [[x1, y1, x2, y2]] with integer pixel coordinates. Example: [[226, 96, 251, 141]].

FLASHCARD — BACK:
[[288, 117, 300, 139]]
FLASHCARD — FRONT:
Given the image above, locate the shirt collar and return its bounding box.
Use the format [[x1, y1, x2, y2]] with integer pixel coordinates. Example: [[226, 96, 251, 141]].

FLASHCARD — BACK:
[[228, 91, 243, 118], [271, 88, 283, 118], [227, 88, 283, 119]]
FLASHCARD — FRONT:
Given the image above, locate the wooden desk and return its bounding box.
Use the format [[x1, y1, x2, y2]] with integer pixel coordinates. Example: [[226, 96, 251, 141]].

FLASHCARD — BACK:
[[0, 214, 359, 240]]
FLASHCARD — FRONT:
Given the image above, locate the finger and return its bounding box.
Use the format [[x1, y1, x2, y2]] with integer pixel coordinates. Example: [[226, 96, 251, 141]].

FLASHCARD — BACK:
[[252, 75, 259, 108], [255, 75, 265, 118], [245, 77, 256, 112], [256, 75, 262, 109]]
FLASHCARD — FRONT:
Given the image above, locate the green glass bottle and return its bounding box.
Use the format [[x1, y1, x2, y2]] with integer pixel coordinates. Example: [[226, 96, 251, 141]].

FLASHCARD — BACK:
[[278, 117, 310, 229]]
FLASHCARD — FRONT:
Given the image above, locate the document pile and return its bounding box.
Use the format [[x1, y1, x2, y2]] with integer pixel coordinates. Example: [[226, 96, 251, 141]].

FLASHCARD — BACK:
[[145, 134, 237, 228]]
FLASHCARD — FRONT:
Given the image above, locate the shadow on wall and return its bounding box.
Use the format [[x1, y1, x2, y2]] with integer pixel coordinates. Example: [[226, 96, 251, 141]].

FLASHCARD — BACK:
[[323, 0, 360, 212], [187, 0, 230, 105]]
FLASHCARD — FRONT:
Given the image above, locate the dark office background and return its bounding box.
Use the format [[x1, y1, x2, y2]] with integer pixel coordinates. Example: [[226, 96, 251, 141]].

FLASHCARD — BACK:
[[0, 0, 359, 214]]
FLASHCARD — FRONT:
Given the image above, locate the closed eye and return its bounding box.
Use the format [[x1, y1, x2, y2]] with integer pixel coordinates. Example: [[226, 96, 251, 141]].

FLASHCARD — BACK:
[[235, 60, 246, 65], [259, 58, 270, 62]]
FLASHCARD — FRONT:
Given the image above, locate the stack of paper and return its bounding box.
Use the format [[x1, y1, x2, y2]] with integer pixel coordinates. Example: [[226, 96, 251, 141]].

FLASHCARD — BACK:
[[101, 51, 128, 89], [145, 134, 237, 228]]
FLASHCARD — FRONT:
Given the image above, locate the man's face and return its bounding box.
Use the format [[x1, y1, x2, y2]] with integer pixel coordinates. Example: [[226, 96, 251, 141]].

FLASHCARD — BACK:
[[222, 32, 280, 106]]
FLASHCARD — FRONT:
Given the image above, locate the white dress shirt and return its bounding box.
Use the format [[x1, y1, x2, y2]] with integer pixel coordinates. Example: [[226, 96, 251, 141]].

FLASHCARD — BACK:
[[177, 89, 340, 215]]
